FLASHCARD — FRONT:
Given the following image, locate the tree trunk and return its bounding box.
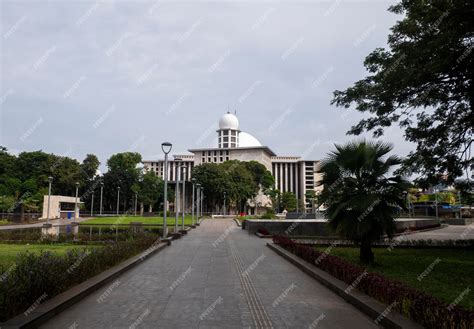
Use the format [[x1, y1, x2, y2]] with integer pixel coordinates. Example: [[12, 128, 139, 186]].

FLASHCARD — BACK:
[[148, 204, 152, 213], [360, 239, 374, 264]]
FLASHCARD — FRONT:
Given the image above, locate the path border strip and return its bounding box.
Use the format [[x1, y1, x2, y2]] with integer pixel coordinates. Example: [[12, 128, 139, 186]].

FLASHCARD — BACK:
[[266, 242, 421, 329], [2, 242, 170, 329], [228, 240, 273, 329]]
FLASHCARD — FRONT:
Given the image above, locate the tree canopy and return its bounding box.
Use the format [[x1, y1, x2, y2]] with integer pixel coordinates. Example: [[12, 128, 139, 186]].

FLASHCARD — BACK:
[[318, 140, 408, 263], [331, 1, 473, 185], [192, 160, 274, 212]]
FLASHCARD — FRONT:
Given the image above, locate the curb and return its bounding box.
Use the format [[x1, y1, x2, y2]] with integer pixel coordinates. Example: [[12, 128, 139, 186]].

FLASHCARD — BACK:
[[266, 243, 421, 329], [2, 242, 170, 329]]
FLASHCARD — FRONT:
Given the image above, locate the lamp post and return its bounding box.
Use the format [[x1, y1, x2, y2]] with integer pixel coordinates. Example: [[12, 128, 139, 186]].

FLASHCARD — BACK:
[[47, 176, 53, 224], [174, 158, 182, 234], [434, 187, 438, 221], [74, 182, 79, 221], [200, 187, 204, 222], [223, 191, 226, 216], [99, 181, 104, 216], [161, 142, 172, 238], [134, 192, 138, 216], [181, 166, 186, 231], [91, 191, 94, 217], [196, 183, 201, 223], [116, 186, 121, 215], [458, 191, 462, 220], [191, 178, 196, 225]]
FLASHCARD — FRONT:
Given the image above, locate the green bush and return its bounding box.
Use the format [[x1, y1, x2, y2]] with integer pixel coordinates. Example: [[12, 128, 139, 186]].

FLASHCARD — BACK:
[[0, 235, 160, 321], [260, 209, 276, 219]]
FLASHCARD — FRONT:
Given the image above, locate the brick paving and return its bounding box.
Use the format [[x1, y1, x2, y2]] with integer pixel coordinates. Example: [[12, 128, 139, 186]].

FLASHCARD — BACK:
[[40, 219, 377, 328]]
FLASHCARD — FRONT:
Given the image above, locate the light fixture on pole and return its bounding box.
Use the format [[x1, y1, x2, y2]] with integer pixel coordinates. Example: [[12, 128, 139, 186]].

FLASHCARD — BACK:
[[196, 183, 201, 223], [74, 182, 79, 221], [47, 176, 53, 224], [191, 178, 196, 226], [181, 165, 186, 231], [200, 187, 204, 222], [134, 192, 138, 216], [174, 157, 182, 234], [434, 187, 439, 221], [223, 191, 226, 216], [100, 181, 104, 216], [116, 186, 121, 215], [161, 142, 172, 238], [91, 191, 94, 217]]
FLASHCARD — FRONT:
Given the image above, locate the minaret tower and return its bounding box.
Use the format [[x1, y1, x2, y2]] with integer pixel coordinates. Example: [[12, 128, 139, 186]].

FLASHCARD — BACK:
[[217, 112, 240, 148]]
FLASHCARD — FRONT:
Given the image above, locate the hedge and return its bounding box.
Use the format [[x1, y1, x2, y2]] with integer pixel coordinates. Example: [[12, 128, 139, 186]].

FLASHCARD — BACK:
[[0, 235, 160, 321], [273, 235, 473, 329]]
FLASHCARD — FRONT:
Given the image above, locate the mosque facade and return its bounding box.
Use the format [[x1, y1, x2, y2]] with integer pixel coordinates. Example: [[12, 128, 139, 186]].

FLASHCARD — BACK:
[[143, 113, 322, 213]]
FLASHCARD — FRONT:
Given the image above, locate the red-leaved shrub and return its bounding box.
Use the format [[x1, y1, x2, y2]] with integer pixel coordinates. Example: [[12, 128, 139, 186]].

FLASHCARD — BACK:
[[273, 235, 473, 329]]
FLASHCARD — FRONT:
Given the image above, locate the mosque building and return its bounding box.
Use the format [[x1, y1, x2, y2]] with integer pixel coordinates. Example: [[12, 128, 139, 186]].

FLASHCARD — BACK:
[[142, 113, 322, 213]]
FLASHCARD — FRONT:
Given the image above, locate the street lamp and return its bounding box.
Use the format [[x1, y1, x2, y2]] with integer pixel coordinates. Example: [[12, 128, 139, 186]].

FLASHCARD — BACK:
[[181, 165, 186, 231], [191, 178, 196, 225], [91, 191, 94, 217], [116, 186, 121, 215], [75, 182, 79, 221], [161, 142, 172, 238], [434, 187, 439, 221], [196, 183, 201, 224], [223, 191, 226, 216], [47, 176, 53, 224], [174, 157, 182, 234], [134, 192, 138, 216], [200, 187, 204, 222], [100, 181, 104, 216]]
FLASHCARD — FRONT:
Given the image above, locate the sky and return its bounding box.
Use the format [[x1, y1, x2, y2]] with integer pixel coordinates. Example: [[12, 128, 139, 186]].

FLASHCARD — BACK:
[[0, 0, 413, 172]]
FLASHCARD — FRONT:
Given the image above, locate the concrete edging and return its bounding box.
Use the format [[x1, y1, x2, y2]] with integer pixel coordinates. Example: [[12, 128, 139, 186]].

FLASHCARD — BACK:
[[2, 242, 170, 329], [266, 243, 422, 329]]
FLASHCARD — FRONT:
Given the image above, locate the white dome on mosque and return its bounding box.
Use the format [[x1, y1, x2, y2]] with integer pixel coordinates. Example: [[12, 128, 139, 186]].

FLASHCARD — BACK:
[[239, 132, 262, 147], [218, 112, 239, 130]]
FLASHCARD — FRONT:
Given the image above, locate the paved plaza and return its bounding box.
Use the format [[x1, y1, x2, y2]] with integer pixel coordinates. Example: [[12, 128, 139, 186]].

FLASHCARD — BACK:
[[40, 219, 377, 329], [395, 223, 474, 241]]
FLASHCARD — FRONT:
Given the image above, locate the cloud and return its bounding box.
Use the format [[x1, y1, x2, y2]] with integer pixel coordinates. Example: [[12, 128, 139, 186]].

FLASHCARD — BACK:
[[0, 1, 411, 171]]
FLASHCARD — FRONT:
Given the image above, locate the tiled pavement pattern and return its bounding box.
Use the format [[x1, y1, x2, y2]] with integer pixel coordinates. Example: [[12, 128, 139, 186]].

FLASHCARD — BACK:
[[41, 219, 378, 329]]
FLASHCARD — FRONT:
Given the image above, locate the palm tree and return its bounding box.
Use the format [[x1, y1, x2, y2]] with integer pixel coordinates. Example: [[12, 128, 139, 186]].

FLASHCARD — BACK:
[[318, 140, 408, 264]]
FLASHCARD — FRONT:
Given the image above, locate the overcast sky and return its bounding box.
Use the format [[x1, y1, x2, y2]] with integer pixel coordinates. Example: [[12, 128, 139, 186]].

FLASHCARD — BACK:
[[0, 0, 412, 172]]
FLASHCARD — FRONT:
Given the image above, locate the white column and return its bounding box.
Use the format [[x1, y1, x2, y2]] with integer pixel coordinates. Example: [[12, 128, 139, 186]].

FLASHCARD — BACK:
[[289, 163, 294, 194]]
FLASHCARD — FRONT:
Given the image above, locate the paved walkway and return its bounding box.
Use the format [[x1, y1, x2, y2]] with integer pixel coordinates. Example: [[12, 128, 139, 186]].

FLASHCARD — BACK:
[[395, 223, 474, 241], [41, 219, 377, 329]]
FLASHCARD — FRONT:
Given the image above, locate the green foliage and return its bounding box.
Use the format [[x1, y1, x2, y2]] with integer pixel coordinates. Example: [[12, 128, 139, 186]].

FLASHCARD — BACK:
[[280, 192, 297, 212], [318, 140, 408, 263], [0, 236, 160, 321], [331, 1, 473, 184], [260, 208, 276, 219], [192, 160, 274, 212]]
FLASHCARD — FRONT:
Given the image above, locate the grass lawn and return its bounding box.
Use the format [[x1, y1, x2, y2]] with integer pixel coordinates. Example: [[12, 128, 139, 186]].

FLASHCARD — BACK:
[[0, 243, 93, 268], [316, 246, 474, 309], [82, 215, 195, 226]]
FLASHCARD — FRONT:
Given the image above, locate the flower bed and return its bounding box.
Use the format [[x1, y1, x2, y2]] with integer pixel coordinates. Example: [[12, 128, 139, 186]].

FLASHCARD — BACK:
[[273, 235, 473, 329], [0, 235, 160, 321]]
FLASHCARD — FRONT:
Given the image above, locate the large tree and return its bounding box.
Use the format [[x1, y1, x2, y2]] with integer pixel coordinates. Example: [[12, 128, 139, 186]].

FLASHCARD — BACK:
[[192, 160, 274, 213], [318, 140, 408, 264], [102, 152, 142, 213], [331, 1, 473, 184]]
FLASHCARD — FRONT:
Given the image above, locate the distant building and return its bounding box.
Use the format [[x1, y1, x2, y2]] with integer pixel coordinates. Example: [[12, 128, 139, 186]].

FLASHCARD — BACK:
[[143, 113, 322, 213]]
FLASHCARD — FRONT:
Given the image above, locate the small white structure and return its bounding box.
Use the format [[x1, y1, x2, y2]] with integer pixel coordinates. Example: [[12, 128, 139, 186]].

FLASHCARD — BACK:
[[42, 195, 83, 220]]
